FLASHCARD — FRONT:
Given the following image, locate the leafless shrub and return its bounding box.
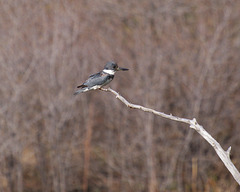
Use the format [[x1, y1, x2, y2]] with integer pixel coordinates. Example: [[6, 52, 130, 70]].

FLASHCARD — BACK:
[[0, 0, 239, 191]]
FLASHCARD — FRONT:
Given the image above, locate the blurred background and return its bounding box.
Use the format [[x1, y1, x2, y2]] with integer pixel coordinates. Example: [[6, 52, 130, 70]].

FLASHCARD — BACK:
[[0, 0, 240, 191]]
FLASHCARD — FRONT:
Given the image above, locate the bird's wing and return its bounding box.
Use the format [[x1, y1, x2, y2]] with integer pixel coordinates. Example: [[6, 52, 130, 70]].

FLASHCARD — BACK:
[[89, 71, 102, 78], [77, 72, 102, 88], [77, 84, 87, 88], [84, 72, 109, 87]]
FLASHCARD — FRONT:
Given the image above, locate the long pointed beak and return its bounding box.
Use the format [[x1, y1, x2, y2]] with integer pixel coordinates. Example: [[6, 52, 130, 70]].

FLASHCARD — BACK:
[[117, 67, 129, 71]]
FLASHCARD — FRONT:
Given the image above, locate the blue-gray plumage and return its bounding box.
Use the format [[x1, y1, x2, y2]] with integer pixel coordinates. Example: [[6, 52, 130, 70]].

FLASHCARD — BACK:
[[74, 62, 128, 95]]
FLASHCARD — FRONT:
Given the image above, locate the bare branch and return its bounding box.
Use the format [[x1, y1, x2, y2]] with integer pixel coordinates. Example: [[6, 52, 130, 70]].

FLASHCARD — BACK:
[[100, 87, 240, 185]]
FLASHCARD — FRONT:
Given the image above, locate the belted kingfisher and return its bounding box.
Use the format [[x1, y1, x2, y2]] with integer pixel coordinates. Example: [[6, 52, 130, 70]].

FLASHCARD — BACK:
[[74, 61, 129, 95]]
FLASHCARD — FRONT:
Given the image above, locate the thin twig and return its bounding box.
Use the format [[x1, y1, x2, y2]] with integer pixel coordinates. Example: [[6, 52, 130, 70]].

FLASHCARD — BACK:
[[100, 87, 240, 185]]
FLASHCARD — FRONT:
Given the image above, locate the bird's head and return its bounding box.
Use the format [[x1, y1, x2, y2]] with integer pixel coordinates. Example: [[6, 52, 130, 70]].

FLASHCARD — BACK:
[[103, 62, 129, 75]]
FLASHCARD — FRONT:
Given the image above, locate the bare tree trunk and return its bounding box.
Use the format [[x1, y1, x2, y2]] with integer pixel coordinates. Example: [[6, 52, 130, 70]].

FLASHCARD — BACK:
[[83, 102, 94, 192], [120, 117, 126, 192], [145, 113, 157, 192], [36, 125, 50, 192], [16, 159, 23, 192], [59, 157, 66, 192], [107, 131, 113, 192], [191, 157, 198, 192]]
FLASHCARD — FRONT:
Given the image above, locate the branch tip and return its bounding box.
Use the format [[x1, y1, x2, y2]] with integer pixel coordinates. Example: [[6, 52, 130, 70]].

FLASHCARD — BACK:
[[227, 146, 231, 158], [192, 118, 197, 124]]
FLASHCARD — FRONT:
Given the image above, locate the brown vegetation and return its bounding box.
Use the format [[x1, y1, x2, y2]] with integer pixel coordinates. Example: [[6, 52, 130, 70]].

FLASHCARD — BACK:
[[0, 0, 240, 191]]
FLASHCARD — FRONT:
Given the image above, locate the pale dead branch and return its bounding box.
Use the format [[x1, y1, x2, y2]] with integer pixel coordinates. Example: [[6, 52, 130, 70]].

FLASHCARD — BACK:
[[100, 87, 240, 185]]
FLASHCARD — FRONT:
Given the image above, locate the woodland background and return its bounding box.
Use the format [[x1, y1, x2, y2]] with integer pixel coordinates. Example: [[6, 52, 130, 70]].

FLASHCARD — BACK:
[[0, 0, 240, 191]]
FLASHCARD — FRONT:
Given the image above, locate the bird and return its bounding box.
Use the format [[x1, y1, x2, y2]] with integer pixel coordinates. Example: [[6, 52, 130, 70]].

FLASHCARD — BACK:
[[74, 61, 129, 95]]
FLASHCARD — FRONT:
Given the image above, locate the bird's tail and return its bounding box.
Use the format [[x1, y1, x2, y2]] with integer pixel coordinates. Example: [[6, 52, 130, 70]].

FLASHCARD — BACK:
[[74, 84, 88, 95], [74, 89, 85, 95], [73, 87, 90, 95]]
